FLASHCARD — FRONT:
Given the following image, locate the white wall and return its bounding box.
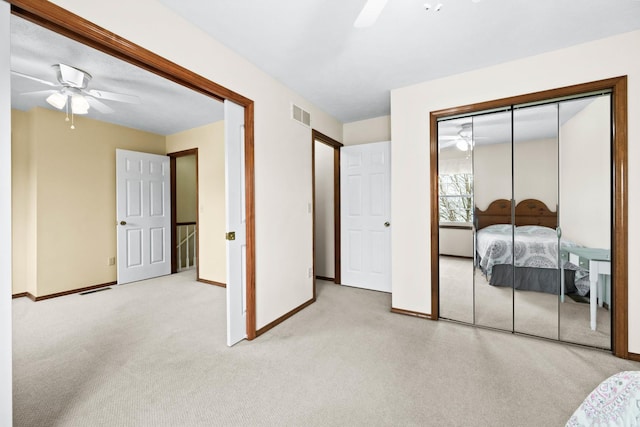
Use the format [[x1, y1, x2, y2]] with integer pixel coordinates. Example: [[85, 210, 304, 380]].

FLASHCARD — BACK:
[[343, 115, 390, 146], [439, 228, 473, 257], [47, 0, 343, 329], [0, 2, 11, 424], [391, 30, 640, 353], [474, 138, 558, 211], [560, 96, 610, 249], [314, 142, 335, 278]]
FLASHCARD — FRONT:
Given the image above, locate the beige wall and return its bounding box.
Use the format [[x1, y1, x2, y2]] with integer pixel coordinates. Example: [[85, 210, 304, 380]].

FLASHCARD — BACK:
[[11, 110, 33, 295], [314, 141, 334, 278], [11, 107, 166, 297], [560, 96, 610, 249], [343, 115, 390, 146], [48, 0, 344, 329], [166, 121, 226, 284], [391, 29, 640, 353], [175, 155, 197, 223], [474, 138, 558, 211]]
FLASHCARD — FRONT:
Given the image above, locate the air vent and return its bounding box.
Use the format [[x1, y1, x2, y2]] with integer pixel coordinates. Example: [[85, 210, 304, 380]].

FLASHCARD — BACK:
[[292, 103, 311, 128]]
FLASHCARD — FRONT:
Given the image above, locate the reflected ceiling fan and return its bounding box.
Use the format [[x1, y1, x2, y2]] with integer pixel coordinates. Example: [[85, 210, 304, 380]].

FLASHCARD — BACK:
[[354, 0, 483, 28], [439, 123, 480, 151], [12, 63, 140, 128]]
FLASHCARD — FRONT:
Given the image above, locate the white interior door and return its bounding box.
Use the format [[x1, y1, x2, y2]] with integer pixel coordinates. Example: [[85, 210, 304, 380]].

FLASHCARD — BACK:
[[341, 141, 391, 292], [116, 149, 171, 284], [225, 100, 247, 347]]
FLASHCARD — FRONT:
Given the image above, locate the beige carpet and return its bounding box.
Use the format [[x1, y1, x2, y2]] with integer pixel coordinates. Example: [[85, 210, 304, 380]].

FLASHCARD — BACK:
[[13, 271, 639, 426], [440, 256, 611, 348]]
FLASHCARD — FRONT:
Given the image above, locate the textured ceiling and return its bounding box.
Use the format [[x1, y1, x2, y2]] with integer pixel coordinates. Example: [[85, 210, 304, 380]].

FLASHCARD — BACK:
[[10, 15, 224, 136], [159, 0, 640, 123]]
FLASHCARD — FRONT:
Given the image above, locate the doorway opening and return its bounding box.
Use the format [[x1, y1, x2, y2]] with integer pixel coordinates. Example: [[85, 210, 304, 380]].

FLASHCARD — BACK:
[[312, 130, 342, 298], [9, 1, 256, 340], [169, 149, 199, 275]]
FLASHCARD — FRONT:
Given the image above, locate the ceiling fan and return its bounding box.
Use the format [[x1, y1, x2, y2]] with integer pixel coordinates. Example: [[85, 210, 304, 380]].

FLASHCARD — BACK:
[[439, 123, 482, 151], [12, 63, 140, 128], [354, 0, 482, 28]]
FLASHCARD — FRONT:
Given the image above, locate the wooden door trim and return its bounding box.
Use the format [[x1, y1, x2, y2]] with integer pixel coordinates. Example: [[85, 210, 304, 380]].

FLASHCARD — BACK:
[[10, 0, 257, 340], [168, 148, 199, 279], [429, 76, 628, 358], [311, 129, 343, 298]]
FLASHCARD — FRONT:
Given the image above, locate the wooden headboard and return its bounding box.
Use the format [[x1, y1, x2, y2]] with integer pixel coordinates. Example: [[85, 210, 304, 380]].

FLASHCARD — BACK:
[[475, 199, 557, 229]]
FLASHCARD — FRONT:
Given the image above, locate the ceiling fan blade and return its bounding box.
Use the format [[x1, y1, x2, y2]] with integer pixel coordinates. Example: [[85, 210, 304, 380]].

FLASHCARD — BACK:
[[85, 96, 114, 114], [86, 89, 140, 104], [438, 140, 457, 148], [354, 0, 388, 28], [58, 63, 88, 88], [11, 70, 59, 87], [18, 89, 57, 97]]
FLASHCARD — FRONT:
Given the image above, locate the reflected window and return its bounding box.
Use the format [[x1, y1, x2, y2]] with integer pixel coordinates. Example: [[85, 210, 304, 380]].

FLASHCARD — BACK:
[[439, 173, 473, 223]]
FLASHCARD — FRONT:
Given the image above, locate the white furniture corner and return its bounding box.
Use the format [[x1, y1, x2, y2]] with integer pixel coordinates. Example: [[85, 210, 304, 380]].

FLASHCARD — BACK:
[[563, 247, 611, 331]]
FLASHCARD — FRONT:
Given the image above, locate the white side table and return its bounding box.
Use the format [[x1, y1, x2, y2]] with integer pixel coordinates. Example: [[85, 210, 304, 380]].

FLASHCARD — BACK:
[[565, 247, 611, 331]]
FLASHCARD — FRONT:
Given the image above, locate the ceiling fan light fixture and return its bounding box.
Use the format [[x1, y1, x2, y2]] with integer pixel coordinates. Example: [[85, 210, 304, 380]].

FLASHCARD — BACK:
[[46, 92, 67, 110], [71, 95, 90, 115], [456, 139, 469, 151], [354, 0, 388, 28]]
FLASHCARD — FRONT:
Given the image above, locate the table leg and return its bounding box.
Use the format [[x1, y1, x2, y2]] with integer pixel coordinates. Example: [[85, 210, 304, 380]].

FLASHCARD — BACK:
[[597, 274, 604, 308], [589, 262, 598, 331], [560, 265, 565, 303]]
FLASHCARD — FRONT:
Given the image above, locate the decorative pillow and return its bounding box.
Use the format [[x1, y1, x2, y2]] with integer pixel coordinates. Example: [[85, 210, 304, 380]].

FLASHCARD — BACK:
[[517, 225, 556, 236], [481, 224, 513, 233]]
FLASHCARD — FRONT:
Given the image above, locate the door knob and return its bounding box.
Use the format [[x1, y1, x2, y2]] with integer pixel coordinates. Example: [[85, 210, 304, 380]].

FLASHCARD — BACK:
[[120, 221, 127, 226], [384, 222, 390, 227]]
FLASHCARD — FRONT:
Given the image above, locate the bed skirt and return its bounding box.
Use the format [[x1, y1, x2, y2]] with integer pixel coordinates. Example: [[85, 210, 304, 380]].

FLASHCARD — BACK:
[[488, 264, 578, 295]]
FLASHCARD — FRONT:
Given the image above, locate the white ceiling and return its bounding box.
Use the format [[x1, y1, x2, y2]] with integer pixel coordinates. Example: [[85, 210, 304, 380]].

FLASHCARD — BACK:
[[159, 0, 640, 123], [10, 1, 640, 133], [10, 15, 224, 136]]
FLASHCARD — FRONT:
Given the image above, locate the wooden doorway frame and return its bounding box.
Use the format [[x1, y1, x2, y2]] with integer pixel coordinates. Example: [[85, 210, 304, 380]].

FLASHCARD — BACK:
[[10, 0, 257, 339], [429, 76, 628, 359], [311, 130, 343, 298]]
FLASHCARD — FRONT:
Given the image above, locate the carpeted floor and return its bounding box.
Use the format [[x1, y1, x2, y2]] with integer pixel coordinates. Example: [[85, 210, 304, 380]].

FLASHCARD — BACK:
[[13, 271, 639, 426], [439, 256, 611, 348]]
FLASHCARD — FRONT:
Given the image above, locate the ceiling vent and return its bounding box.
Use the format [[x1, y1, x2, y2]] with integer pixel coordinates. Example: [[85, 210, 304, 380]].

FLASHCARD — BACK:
[[292, 103, 311, 128]]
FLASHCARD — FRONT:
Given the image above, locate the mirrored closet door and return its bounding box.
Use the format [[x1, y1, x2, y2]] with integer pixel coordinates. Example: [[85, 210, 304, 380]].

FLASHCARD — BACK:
[[437, 92, 612, 349], [512, 103, 560, 340], [557, 95, 611, 347], [472, 111, 514, 331], [437, 117, 475, 324]]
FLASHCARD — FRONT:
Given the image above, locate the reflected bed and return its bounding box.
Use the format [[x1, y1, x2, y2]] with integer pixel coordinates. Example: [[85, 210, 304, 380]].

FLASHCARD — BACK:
[[475, 199, 590, 296]]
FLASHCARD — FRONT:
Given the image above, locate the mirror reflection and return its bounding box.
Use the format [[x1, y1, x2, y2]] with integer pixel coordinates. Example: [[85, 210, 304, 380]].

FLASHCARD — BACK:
[[437, 93, 612, 349], [512, 103, 560, 340], [558, 95, 611, 348], [438, 117, 474, 324], [472, 111, 514, 331]]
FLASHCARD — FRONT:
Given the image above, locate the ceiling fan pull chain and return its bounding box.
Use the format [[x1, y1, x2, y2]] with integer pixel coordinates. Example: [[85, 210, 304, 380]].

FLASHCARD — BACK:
[[70, 111, 75, 130], [65, 100, 70, 123]]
